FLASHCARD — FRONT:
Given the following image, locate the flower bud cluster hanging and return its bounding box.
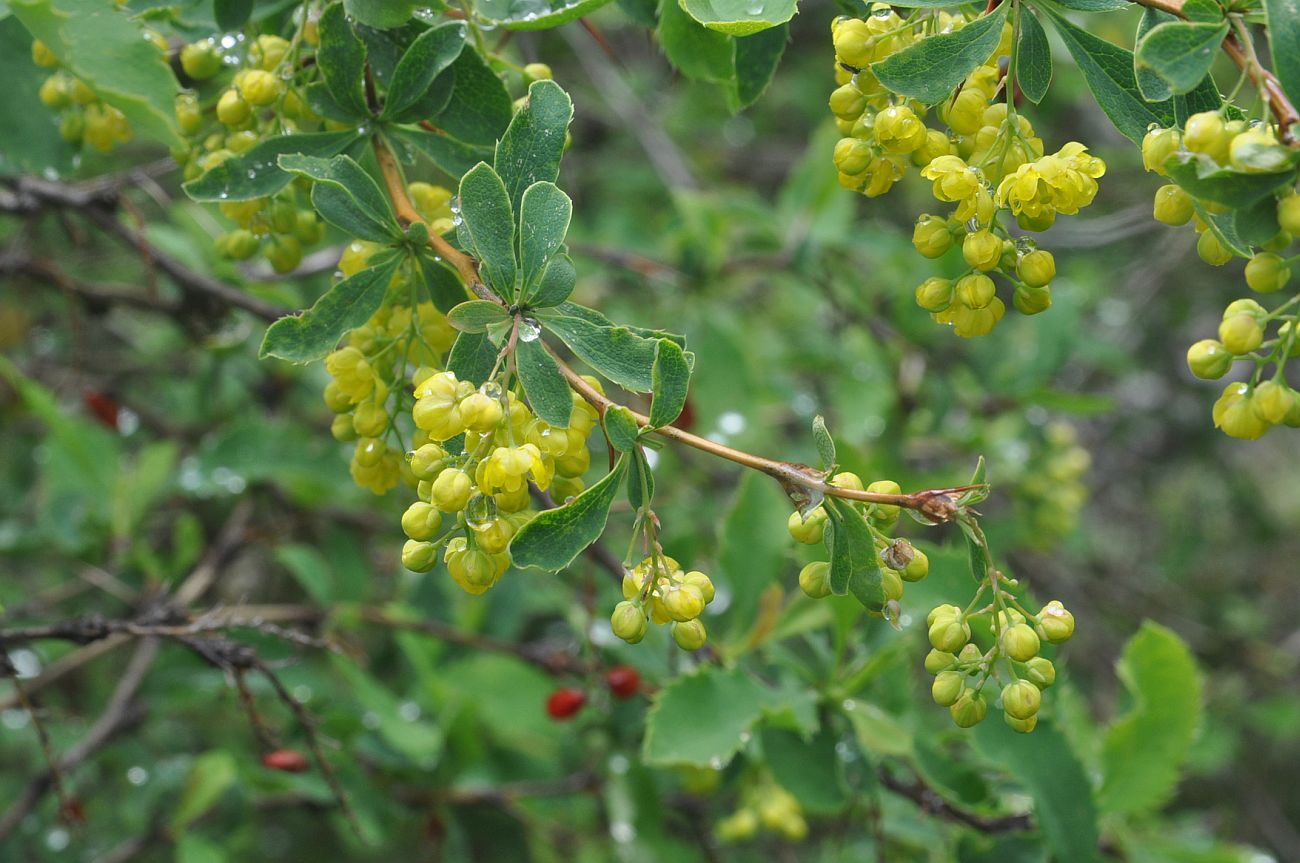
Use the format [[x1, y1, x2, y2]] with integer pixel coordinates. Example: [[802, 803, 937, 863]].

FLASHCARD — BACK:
[[1142, 116, 1300, 438], [828, 4, 1105, 337], [173, 27, 330, 274], [33, 37, 150, 152]]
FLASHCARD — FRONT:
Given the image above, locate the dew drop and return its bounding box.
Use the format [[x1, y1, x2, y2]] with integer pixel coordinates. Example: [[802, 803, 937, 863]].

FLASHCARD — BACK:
[[518, 316, 541, 342]]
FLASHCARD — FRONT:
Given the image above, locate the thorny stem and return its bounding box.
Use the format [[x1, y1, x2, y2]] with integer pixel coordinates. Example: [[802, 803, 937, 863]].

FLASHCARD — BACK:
[[552, 354, 977, 521], [1131, 0, 1300, 143]]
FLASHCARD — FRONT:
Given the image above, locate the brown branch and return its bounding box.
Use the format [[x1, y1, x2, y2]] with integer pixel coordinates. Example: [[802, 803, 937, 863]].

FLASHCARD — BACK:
[[877, 769, 1033, 834], [1131, 0, 1299, 143], [550, 350, 972, 521], [371, 135, 489, 297], [252, 657, 360, 835], [1, 176, 288, 322]]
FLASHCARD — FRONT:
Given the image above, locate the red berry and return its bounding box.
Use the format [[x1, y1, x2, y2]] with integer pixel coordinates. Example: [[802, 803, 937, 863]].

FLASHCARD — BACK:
[[606, 665, 640, 699], [545, 687, 586, 720], [83, 390, 120, 430], [261, 749, 310, 772]]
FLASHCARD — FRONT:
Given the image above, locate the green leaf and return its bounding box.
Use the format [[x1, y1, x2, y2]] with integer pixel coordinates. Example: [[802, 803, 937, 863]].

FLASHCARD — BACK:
[[648, 339, 691, 428], [627, 446, 655, 509], [812, 415, 836, 471], [0, 17, 73, 174], [386, 127, 493, 179], [658, 0, 735, 83], [1044, 8, 1170, 143], [536, 313, 661, 391], [730, 22, 788, 110], [972, 722, 1102, 863], [871, 5, 1008, 105], [304, 82, 361, 122], [317, 2, 371, 119], [260, 253, 405, 362], [1264, 0, 1300, 108], [1166, 153, 1299, 208], [274, 543, 336, 604], [330, 656, 443, 766], [1135, 7, 1176, 102], [1051, 0, 1131, 9], [824, 497, 883, 607], [509, 454, 628, 570], [432, 46, 513, 145], [172, 751, 237, 832], [643, 665, 779, 767], [548, 301, 689, 347], [1016, 7, 1052, 104], [475, 0, 616, 30], [183, 131, 363, 203], [448, 331, 499, 385], [679, 0, 796, 36], [1135, 20, 1227, 97], [414, 250, 470, 313], [603, 405, 641, 452], [972, 719, 1100, 863], [457, 163, 518, 298], [1098, 621, 1204, 815], [1182, 0, 1225, 21], [11, 0, 180, 148], [762, 727, 849, 814], [1198, 203, 1252, 257], [516, 337, 573, 427], [1233, 195, 1282, 247], [345, 0, 417, 27], [213, 0, 254, 30], [494, 80, 575, 212], [175, 834, 225, 863], [279, 153, 403, 242], [518, 182, 572, 294], [844, 699, 912, 757], [963, 521, 989, 580], [527, 254, 577, 307], [381, 21, 466, 120], [716, 471, 789, 641], [447, 300, 510, 333]]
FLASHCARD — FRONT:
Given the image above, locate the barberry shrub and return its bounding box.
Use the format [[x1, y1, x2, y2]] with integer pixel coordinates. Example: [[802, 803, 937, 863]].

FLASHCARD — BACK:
[[0, 0, 1295, 858]]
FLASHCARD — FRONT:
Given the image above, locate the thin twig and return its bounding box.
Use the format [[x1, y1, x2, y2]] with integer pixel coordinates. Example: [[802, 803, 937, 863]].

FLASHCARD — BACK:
[[877, 769, 1033, 834], [0, 639, 159, 841], [1131, 0, 1299, 143]]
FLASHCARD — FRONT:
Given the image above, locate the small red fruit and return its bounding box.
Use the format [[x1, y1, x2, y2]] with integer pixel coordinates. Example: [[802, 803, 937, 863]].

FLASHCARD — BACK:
[[546, 687, 586, 720], [83, 390, 120, 430], [606, 665, 640, 699], [261, 749, 310, 772]]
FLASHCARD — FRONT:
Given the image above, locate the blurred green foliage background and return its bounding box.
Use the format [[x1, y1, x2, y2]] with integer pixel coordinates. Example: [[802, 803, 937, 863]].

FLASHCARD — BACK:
[[2, 1, 1299, 860]]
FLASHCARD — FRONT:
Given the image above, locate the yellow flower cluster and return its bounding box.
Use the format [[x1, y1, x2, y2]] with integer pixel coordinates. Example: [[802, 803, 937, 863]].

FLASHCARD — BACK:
[[1013, 423, 1090, 545], [715, 779, 808, 843], [1144, 115, 1300, 441], [34, 39, 140, 153], [398, 369, 601, 596], [610, 555, 716, 650], [926, 600, 1072, 731], [321, 227, 461, 495], [828, 9, 1106, 337]]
